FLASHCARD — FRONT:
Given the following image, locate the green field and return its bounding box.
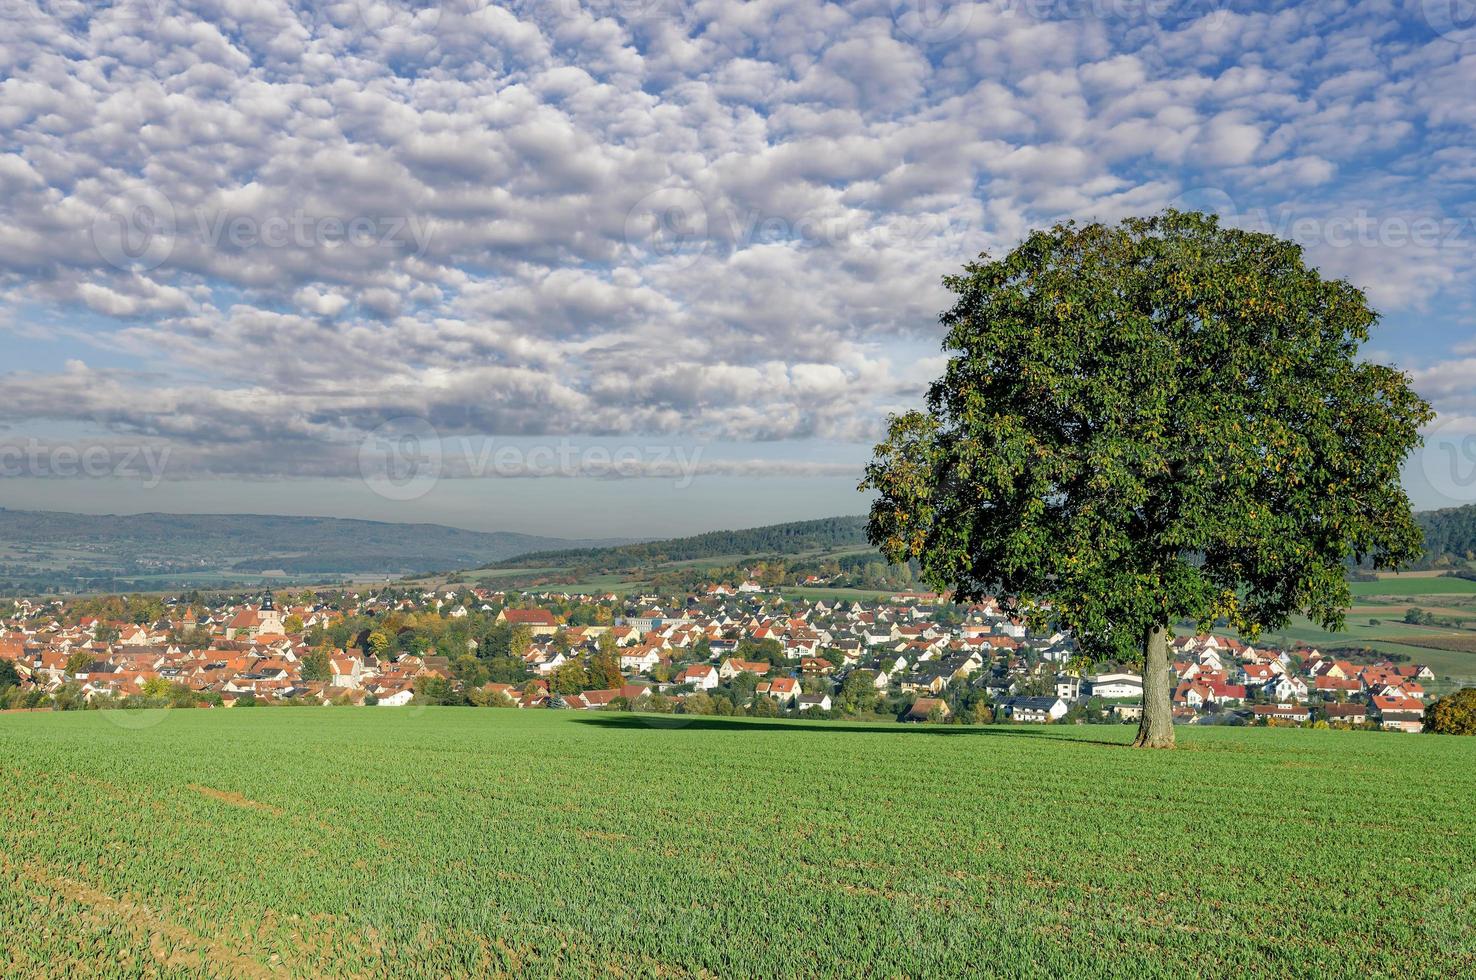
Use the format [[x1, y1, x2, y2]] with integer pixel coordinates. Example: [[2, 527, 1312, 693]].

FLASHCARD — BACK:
[[1350, 576, 1476, 597], [2, 710, 1474, 977]]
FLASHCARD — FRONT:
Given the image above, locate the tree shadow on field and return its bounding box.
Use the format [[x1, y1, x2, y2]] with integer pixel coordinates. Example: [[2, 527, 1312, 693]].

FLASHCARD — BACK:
[[573, 714, 1127, 746]]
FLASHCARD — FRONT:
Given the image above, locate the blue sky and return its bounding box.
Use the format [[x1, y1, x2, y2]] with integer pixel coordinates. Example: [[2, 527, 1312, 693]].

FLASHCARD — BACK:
[[2, 0, 1476, 537]]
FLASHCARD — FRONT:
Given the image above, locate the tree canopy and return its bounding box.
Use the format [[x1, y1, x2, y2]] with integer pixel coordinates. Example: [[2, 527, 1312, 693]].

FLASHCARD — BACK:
[[1427, 688, 1476, 736], [861, 211, 1430, 747]]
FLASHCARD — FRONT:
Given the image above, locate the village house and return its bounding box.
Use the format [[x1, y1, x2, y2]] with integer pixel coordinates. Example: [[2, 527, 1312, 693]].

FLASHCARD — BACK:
[[497, 608, 560, 636], [676, 664, 719, 691], [1000, 696, 1068, 723]]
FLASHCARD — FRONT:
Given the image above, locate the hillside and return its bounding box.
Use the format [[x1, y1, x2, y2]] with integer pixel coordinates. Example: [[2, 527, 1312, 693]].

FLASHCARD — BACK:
[[2, 708, 1471, 976], [1417, 503, 1476, 567], [0, 509, 629, 595], [489, 514, 869, 570]]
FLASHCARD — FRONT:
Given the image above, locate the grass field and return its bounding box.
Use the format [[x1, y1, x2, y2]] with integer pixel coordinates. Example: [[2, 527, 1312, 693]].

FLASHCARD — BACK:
[[2, 709, 1474, 977], [1350, 576, 1476, 596]]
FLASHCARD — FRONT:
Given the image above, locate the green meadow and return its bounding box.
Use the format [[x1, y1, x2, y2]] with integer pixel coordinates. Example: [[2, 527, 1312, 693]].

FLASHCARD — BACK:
[[2, 708, 1473, 978], [1349, 575, 1476, 597]]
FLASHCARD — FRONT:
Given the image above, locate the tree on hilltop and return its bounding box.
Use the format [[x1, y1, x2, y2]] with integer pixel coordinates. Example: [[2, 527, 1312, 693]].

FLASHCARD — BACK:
[[862, 211, 1430, 747]]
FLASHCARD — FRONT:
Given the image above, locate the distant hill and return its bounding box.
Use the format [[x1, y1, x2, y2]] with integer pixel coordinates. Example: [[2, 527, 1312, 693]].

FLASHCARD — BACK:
[[1416, 503, 1476, 567], [498, 500, 1476, 580], [0, 509, 630, 595], [490, 515, 870, 571]]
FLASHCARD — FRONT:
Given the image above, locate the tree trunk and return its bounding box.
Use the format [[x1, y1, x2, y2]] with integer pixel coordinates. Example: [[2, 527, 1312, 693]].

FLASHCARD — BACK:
[[1133, 624, 1175, 748]]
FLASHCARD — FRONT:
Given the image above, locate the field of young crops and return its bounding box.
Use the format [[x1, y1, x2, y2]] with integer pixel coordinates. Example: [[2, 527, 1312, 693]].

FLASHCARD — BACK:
[[2, 708, 1474, 977]]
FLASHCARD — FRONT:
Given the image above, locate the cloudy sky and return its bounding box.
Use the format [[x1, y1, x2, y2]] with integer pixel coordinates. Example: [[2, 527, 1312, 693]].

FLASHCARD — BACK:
[[1, 0, 1475, 537]]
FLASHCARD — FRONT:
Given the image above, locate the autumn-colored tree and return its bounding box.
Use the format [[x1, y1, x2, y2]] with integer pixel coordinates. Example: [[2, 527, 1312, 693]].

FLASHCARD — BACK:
[[862, 212, 1429, 748], [1427, 688, 1476, 736], [552, 662, 589, 695], [589, 633, 624, 689], [367, 630, 392, 658]]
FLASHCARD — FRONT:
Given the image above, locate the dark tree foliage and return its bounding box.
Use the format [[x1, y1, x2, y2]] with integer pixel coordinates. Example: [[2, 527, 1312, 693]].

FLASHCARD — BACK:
[[862, 212, 1430, 747], [493, 516, 868, 571], [1414, 505, 1476, 567]]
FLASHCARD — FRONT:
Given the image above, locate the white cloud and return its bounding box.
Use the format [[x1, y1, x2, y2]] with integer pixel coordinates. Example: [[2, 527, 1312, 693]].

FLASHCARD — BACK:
[[0, 0, 1471, 481]]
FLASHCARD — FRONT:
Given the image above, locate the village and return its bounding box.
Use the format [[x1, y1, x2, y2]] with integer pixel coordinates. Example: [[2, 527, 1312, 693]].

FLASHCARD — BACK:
[[0, 582, 1435, 733]]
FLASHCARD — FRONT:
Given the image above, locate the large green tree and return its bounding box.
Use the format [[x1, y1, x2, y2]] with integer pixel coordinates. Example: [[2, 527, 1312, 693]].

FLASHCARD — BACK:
[[861, 212, 1430, 747]]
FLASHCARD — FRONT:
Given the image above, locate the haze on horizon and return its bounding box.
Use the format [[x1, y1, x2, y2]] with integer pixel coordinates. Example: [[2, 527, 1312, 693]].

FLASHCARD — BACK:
[[2, 1, 1476, 539]]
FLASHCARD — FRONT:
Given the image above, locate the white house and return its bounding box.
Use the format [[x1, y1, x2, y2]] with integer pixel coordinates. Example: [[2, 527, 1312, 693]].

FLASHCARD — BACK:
[[375, 688, 415, 707], [619, 648, 662, 673], [329, 655, 364, 690], [1263, 674, 1308, 703], [1003, 696, 1069, 723], [1088, 672, 1144, 700], [677, 664, 719, 691]]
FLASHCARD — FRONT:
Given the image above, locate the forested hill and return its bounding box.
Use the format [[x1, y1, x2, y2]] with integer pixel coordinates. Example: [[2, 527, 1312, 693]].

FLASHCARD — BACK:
[[1417, 503, 1476, 566], [496, 501, 1476, 577], [490, 515, 870, 570], [0, 509, 630, 594]]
